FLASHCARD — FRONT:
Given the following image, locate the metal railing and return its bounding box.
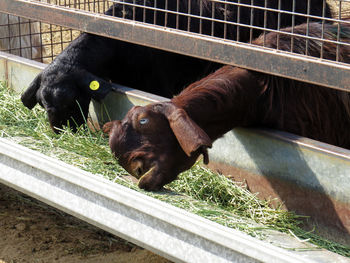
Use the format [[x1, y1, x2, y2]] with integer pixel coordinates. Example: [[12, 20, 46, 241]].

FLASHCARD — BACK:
[[0, 0, 349, 89]]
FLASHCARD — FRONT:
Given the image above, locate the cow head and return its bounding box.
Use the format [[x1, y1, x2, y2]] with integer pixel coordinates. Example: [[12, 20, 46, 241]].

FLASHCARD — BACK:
[[21, 69, 115, 133], [104, 102, 212, 191]]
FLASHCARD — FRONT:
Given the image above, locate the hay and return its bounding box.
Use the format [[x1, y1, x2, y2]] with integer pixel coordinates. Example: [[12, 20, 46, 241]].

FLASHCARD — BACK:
[[0, 82, 349, 257]]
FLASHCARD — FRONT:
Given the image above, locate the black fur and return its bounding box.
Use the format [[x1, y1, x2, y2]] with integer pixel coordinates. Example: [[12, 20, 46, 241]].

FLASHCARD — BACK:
[[21, 0, 331, 132]]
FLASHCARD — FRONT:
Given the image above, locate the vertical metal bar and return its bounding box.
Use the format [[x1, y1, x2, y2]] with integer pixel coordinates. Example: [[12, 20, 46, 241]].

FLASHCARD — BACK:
[[143, 0, 146, 23], [305, 0, 311, 56], [29, 19, 33, 60], [291, 0, 296, 53], [236, 0, 241, 41], [176, 0, 179, 29], [132, 0, 136, 21], [39, 20, 44, 62], [187, 0, 191, 32], [211, 1, 215, 37], [263, 0, 267, 46], [18, 17, 22, 57], [199, 0, 203, 35], [336, 0, 342, 62], [320, 0, 326, 59], [224, 1, 227, 39], [6, 14, 11, 54], [122, 0, 126, 19], [153, 0, 157, 25], [70, 27, 73, 46], [111, 0, 115, 17], [49, 23, 54, 61], [60, 25, 63, 53], [164, 0, 168, 27], [249, 0, 254, 43], [277, 0, 281, 50]]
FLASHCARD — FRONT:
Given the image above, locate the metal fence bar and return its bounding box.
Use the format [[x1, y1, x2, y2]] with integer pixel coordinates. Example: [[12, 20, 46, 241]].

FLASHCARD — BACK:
[[0, 0, 349, 91], [110, 0, 340, 24], [0, 137, 318, 263], [99, 0, 350, 57]]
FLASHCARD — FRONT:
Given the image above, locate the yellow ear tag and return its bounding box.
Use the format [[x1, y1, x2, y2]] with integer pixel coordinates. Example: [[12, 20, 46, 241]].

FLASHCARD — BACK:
[[89, 80, 100, 91]]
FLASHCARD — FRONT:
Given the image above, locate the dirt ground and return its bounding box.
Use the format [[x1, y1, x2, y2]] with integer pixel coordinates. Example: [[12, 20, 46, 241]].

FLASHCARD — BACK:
[[0, 184, 171, 263]]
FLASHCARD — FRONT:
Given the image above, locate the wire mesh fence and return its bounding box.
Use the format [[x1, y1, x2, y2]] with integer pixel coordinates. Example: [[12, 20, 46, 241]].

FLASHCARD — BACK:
[[0, 13, 76, 63], [0, 0, 349, 67], [0, 1, 108, 63]]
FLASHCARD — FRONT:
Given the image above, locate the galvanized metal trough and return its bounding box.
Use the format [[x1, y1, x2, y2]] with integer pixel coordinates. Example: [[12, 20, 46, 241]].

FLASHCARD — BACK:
[[1, 51, 350, 262], [90, 66, 350, 246]]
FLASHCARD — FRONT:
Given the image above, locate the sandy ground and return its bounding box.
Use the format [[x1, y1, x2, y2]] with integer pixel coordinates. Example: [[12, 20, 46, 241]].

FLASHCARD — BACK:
[[0, 183, 171, 263]]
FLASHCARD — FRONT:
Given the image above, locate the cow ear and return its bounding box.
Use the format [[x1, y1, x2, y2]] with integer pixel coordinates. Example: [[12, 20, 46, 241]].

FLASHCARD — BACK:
[[21, 73, 41, 109], [156, 103, 212, 164], [76, 70, 115, 101]]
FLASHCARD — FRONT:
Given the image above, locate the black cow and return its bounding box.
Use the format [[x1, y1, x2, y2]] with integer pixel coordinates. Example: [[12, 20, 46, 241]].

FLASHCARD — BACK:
[[21, 0, 331, 132]]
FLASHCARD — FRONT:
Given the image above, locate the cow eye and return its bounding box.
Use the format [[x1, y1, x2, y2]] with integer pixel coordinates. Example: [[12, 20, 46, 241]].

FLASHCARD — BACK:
[[139, 118, 149, 125]]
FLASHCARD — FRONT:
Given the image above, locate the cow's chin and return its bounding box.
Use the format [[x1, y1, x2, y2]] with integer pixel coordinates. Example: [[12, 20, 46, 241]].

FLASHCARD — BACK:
[[138, 166, 177, 192], [136, 154, 199, 191], [48, 109, 89, 133], [49, 117, 80, 133]]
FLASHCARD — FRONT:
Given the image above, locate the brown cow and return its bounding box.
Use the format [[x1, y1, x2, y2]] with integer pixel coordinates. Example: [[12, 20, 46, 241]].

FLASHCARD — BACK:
[[104, 21, 350, 191], [21, 0, 331, 133]]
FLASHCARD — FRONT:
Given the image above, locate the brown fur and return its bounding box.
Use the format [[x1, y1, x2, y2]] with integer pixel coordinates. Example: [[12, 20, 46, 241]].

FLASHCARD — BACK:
[[21, 0, 332, 133], [105, 21, 350, 191]]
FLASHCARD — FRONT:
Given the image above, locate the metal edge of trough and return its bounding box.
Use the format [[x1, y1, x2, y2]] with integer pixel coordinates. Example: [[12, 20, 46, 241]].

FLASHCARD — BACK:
[[0, 137, 323, 263], [1, 53, 350, 261]]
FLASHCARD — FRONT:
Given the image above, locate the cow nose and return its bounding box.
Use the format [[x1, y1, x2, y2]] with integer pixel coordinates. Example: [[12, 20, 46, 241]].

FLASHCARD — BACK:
[[130, 159, 144, 179]]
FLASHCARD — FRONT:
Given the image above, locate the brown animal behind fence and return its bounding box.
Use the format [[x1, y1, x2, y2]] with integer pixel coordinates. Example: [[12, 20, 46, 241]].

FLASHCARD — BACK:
[[104, 21, 350, 191], [0, 0, 349, 64]]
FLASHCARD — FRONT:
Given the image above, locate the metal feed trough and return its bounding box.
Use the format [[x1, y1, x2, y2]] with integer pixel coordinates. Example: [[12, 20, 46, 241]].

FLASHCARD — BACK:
[[1, 51, 350, 263], [0, 0, 350, 260]]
